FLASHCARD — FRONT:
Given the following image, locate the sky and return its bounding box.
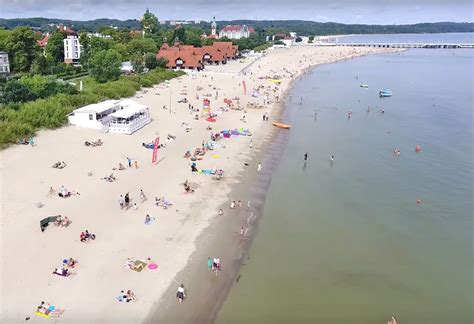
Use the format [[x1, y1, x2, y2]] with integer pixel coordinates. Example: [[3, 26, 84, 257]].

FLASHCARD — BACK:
[[0, 0, 472, 24]]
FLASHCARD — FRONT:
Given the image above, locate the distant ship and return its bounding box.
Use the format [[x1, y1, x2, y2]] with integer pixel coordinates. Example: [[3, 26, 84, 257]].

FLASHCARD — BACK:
[[360, 84, 369, 88], [379, 89, 393, 97]]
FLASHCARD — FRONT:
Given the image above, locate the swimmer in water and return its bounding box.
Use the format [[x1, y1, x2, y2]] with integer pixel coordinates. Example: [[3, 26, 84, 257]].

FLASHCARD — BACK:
[[330, 155, 334, 162], [381, 108, 385, 114], [367, 106, 371, 112]]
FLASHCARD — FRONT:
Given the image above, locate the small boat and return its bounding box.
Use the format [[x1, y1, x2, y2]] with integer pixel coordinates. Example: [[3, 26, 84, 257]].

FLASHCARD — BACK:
[[272, 122, 291, 129], [379, 89, 392, 97], [360, 84, 369, 88]]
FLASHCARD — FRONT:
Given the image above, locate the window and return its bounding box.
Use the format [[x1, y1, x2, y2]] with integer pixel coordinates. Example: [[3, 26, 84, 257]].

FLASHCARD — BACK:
[[89, 114, 93, 120]]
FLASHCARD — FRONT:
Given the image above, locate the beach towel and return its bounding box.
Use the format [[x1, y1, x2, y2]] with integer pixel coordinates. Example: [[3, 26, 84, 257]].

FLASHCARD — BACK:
[[212, 155, 220, 158], [132, 260, 147, 272], [35, 311, 50, 318], [206, 117, 216, 122], [143, 143, 154, 149]]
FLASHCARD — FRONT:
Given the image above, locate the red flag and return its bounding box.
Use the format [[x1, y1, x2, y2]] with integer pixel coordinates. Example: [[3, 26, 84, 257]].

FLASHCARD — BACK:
[[242, 81, 246, 95], [152, 137, 160, 164]]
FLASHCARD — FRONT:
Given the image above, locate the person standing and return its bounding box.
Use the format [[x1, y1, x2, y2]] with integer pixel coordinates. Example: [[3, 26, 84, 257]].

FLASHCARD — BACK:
[[126, 157, 132, 167], [304, 153, 308, 161], [230, 201, 236, 209], [176, 284, 186, 304], [257, 162, 262, 172], [207, 257, 213, 271], [249, 140, 253, 149], [119, 195, 124, 209]]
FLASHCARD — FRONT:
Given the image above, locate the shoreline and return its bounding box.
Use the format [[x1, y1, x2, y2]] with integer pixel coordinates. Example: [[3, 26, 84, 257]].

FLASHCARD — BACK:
[[143, 47, 401, 323], [0, 46, 397, 323]]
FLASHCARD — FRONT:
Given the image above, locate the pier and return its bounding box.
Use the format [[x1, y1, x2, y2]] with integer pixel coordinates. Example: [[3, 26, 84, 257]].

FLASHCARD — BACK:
[[321, 43, 474, 49]]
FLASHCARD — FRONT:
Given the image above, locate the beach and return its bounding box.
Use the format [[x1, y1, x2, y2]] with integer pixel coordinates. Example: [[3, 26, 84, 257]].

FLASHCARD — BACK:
[[0, 45, 394, 323]]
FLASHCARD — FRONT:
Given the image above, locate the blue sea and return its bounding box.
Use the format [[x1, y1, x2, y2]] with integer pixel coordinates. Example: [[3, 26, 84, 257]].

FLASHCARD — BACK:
[[217, 36, 473, 323]]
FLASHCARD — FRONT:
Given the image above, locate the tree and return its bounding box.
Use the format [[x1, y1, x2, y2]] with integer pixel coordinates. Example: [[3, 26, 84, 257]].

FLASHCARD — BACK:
[[0, 28, 10, 50], [0, 79, 36, 104], [89, 49, 122, 83], [127, 37, 157, 57], [45, 31, 65, 63], [156, 57, 168, 68], [113, 43, 129, 60], [140, 8, 159, 34], [30, 52, 49, 75], [184, 29, 202, 47], [172, 27, 186, 43], [144, 52, 158, 70], [4, 26, 37, 73], [308, 36, 314, 43]]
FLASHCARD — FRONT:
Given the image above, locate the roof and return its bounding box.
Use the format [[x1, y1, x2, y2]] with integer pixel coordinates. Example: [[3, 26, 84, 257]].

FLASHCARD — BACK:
[[110, 100, 148, 119], [71, 100, 119, 114], [37, 35, 49, 47], [156, 41, 238, 69], [220, 25, 245, 32]]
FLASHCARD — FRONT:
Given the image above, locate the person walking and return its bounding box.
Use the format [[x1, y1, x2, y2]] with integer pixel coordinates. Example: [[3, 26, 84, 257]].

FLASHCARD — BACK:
[[176, 284, 186, 304], [119, 195, 124, 209], [126, 157, 132, 167], [207, 257, 213, 271]]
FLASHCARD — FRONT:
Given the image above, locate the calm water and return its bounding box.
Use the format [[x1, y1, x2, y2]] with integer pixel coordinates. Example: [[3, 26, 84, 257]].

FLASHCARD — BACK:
[[335, 32, 474, 44], [217, 49, 473, 323]]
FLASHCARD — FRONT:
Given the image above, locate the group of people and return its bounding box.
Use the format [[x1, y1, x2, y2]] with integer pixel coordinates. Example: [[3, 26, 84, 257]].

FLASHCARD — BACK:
[[118, 193, 131, 209], [207, 257, 221, 275], [52, 161, 67, 169], [79, 230, 96, 243], [117, 290, 136, 303]]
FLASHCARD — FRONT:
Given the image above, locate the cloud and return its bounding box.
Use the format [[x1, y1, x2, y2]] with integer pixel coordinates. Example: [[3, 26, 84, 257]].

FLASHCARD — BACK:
[[0, 0, 472, 23]]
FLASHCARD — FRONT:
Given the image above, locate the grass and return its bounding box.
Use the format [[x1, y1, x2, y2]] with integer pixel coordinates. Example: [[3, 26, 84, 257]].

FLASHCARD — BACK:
[[0, 68, 185, 149]]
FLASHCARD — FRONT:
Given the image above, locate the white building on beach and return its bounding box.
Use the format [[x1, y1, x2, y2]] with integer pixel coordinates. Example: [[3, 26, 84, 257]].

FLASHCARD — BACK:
[[68, 99, 151, 134]]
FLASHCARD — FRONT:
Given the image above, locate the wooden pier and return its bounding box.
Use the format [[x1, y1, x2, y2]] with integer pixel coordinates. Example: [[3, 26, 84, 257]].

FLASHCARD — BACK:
[[319, 43, 474, 49]]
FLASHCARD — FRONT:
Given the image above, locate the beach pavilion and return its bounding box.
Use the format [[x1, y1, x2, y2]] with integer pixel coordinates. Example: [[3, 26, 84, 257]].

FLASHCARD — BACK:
[[68, 99, 151, 134]]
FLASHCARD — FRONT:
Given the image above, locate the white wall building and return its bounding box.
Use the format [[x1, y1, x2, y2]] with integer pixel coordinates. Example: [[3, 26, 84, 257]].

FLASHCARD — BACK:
[[0, 52, 10, 75], [68, 99, 151, 134], [64, 36, 82, 65], [219, 25, 254, 39]]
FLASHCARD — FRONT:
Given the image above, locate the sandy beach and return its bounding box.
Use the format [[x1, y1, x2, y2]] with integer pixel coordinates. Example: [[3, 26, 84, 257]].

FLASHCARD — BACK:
[[0, 45, 395, 323]]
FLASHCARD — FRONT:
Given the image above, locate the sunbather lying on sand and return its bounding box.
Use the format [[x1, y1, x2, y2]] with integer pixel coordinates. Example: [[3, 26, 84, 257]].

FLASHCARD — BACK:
[[52, 161, 67, 169], [36, 301, 64, 317]]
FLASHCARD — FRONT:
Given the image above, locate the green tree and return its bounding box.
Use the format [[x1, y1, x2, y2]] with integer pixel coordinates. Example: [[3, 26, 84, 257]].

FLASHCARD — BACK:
[[45, 31, 65, 63], [30, 52, 49, 75], [144, 52, 158, 70], [127, 37, 157, 57], [89, 49, 122, 83], [140, 8, 159, 34], [0, 79, 37, 104], [113, 43, 129, 60], [156, 57, 168, 68], [308, 36, 314, 43], [0, 28, 10, 50], [4, 26, 37, 73], [184, 29, 202, 47], [172, 27, 186, 43]]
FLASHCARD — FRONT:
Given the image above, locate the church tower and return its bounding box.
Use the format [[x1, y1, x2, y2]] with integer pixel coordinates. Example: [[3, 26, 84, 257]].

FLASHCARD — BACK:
[[211, 16, 217, 37]]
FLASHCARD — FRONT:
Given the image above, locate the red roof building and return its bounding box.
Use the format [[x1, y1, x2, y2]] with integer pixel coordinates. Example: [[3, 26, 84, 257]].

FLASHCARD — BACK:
[[157, 42, 239, 70], [37, 35, 49, 47]]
